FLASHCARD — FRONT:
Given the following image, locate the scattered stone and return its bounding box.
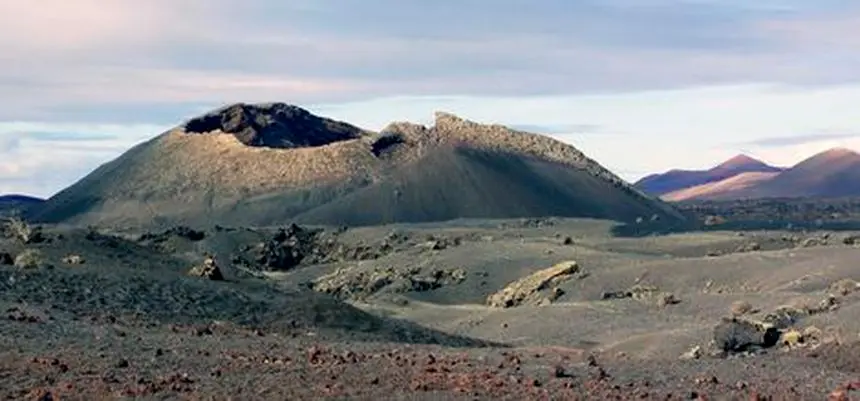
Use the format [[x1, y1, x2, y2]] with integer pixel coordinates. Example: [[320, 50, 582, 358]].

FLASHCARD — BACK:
[[234, 224, 398, 272], [138, 226, 206, 243], [553, 365, 572, 378], [800, 237, 826, 248], [680, 346, 702, 360], [62, 254, 85, 265], [713, 317, 781, 353], [703, 215, 725, 226], [803, 326, 824, 344], [781, 329, 804, 348], [815, 295, 840, 313], [487, 261, 583, 308], [762, 305, 809, 329], [829, 279, 859, 296], [313, 265, 467, 300], [735, 242, 761, 253], [187, 257, 225, 281], [842, 235, 860, 246], [6, 306, 43, 323], [601, 284, 663, 302], [656, 292, 680, 307], [116, 359, 130, 368], [500, 218, 555, 229], [730, 300, 755, 317]]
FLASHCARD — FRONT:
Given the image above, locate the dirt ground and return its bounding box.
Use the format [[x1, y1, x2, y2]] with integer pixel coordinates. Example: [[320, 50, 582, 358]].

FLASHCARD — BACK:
[[3, 217, 860, 400]]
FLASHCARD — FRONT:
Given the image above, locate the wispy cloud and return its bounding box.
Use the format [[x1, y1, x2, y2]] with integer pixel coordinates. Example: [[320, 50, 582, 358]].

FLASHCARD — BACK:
[[736, 131, 860, 147], [4, 1, 860, 122], [0, 123, 164, 197], [508, 124, 604, 135]]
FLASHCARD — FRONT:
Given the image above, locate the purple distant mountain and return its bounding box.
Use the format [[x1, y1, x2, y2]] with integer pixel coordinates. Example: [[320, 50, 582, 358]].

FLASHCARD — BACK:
[[724, 148, 860, 199], [633, 154, 785, 196]]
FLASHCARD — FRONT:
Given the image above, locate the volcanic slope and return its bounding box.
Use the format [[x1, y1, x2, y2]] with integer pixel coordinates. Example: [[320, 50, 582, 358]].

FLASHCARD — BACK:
[[0, 195, 44, 217], [731, 148, 860, 199], [33, 103, 684, 228]]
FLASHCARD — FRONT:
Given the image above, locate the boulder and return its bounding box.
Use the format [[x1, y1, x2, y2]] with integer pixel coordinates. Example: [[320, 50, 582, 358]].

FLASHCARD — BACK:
[[188, 257, 225, 281], [13, 249, 44, 269], [487, 261, 582, 308], [713, 318, 780, 353]]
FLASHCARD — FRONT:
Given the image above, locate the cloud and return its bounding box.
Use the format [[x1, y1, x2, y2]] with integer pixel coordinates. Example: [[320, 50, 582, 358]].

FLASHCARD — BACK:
[[736, 131, 860, 148], [6, 1, 860, 194], [4, 1, 860, 124], [0, 123, 164, 197], [508, 124, 604, 135]]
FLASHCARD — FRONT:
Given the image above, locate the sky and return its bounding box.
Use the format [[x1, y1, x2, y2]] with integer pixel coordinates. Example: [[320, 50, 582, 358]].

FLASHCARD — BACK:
[[3, 0, 860, 197]]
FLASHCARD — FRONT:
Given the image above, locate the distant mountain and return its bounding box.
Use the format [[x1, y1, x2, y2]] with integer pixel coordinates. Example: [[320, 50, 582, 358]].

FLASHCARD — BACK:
[[729, 148, 860, 199], [657, 148, 860, 201], [0, 194, 45, 216], [634, 154, 785, 196], [32, 103, 685, 228], [661, 172, 781, 201]]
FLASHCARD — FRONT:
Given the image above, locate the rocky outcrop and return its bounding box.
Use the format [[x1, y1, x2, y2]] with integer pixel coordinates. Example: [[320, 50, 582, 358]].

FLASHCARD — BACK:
[[312, 266, 467, 300], [187, 257, 224, 281], [713, 318, 780, 353], [487, 261, 584, 308], [183, 103, 366, 148], [231, 224, 395, 272]]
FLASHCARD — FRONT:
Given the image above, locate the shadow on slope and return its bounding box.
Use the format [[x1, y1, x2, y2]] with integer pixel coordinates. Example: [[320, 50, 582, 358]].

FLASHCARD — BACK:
[[295, 147, 681, 226], [0, 265, 497, 347]]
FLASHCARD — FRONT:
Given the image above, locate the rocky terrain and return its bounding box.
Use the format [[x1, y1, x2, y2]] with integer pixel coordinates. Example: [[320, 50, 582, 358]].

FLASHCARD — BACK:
[[29, 103, 682, 228], [4, 214, 860, 399], [676, 197, 860, 232], [8, 104, 860, 399]]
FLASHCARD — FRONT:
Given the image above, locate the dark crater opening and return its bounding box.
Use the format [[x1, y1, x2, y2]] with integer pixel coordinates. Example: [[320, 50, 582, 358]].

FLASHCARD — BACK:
[[371, 132, 406, 157], [183, 103, 364, 149]]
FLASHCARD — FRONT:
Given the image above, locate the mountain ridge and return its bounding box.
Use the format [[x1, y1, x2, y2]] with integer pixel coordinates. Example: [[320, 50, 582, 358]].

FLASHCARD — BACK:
[[634, 154, 784, 196], [656, 148, 860, 201]]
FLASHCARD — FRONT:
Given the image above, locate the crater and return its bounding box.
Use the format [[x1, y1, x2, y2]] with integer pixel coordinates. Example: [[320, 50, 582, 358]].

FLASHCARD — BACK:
[[371, 133, 406, 157], [183, 103, 365, 149]]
